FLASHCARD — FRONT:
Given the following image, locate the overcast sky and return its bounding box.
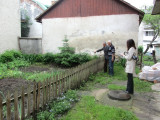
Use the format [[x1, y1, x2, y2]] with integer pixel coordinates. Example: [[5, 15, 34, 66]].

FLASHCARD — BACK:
[[37, 0, 153, 8]]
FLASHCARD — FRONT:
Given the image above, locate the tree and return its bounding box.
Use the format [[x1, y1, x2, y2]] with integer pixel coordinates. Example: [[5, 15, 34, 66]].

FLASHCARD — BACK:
[[142, 6, 160, 54]]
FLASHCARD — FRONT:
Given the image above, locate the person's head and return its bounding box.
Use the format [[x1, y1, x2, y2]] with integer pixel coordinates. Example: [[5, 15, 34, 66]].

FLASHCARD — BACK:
[[107, 40, 112, 46], [127, 39, 136, 51], [103, 42, 106, 47]]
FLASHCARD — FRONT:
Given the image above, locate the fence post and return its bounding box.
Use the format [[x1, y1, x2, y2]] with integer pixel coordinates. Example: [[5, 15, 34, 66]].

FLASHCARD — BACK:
[[21, 86, 25, 120], [52, 75, 55, 99], [33, 82, 37, 120], [6, 92, 11, 120], [0, 95, 3, 120], [14, 91, 18, 120], [42, 81, 45, 110], [37, 82, 40, 112], [27, 85, 31, 117]]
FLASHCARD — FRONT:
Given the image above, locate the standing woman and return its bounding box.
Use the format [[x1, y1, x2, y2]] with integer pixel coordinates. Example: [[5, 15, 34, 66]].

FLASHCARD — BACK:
[[123, 39, 136, 94]]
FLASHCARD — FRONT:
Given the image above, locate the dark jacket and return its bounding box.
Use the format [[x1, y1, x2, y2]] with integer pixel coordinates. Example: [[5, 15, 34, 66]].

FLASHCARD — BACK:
[[108, 44, 115, 56], [96, 45, 109, 59]]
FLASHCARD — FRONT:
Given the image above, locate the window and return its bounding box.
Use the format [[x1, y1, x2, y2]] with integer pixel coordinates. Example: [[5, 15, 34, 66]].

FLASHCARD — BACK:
[[146, 31, 155, 36]]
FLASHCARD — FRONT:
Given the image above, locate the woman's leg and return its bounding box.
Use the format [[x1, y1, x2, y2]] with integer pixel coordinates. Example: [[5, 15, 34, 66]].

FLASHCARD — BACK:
[[127, 73, 134, 94]]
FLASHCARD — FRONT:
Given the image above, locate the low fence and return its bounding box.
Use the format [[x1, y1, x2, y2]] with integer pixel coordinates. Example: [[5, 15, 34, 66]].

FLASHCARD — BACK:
[[18, 37, 42, 54], [0, 57, 104, 120]]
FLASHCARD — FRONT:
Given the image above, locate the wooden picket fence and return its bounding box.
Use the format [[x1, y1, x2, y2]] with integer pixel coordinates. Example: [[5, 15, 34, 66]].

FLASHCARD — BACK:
[[0, 57, 104, 120]]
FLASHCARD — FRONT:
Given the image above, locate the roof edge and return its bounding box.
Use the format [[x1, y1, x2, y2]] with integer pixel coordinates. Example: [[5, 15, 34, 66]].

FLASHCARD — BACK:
[[36, 0, 145, 23], [36, 0, 63, 22]]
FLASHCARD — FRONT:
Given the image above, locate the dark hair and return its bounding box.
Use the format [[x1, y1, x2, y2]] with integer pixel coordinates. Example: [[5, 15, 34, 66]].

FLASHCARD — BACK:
[[127, 39, 136, 51]]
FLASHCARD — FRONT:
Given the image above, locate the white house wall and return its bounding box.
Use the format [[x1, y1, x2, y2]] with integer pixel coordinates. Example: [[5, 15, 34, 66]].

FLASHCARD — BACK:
[[42, 14, 139, 55], [0, 0, 20, 53]]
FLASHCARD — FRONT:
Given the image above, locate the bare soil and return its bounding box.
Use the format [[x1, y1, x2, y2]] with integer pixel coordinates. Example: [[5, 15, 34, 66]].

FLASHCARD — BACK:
[[0, 64, 63, 99], [0, 78, 33, 99]]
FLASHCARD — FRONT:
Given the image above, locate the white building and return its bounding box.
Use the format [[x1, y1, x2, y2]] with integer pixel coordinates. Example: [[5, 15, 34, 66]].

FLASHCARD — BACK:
[[0, 0, 21, 53], [20, 0, 50, 37], [36, 0, 144, 55]]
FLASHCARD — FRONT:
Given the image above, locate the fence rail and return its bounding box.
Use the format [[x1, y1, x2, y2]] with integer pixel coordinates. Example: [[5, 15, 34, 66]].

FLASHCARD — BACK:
[[0, 57, 104, 120]]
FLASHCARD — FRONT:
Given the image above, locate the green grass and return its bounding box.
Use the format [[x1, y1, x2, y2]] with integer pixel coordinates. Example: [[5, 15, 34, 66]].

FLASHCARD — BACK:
[[134, 78, 153, 92], [107, 84, 126, 90], [62, 96, 138, 120]]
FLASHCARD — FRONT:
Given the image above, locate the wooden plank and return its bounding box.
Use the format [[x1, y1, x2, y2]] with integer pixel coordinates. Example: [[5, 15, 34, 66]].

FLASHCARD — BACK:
[[55, 75, 58, 98], [48, 78, 51, 101], [61, 73, 64, 93], [14, 91, 18, 120], [0, 95, 3, 120], [42, 81, 45, 109], [52, 75, 55, 98], [46, 80, 48, 103], [58, 73, 61, 96], [27, 85, 31, 117], [33, 83, 36, 118], [21, 86, 25, 120], [6, 92, 11, 120], [37, 82, 41, 112]]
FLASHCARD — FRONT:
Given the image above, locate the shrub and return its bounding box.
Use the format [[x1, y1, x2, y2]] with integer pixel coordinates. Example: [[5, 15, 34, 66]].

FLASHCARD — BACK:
[[43, 53, 55, 64], [138, 46, 143, 54], [23, 54, 44, 63], [0, 50, 22, 63], [59, 36, 75, 54]]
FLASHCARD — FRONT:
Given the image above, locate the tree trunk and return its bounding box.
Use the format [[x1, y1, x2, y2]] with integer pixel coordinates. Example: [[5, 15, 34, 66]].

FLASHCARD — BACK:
[[152, 50, 157, 64], [140, 53, 143, 70], [143, 30, 159, 54]]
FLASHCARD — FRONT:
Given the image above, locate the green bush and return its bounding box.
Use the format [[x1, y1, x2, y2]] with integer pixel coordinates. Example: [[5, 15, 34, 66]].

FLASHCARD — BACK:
[[23, 54, 44, 63], [59, 36, 75, 54], [0, 50, 23, 63], [138, 46, 143, 54], [43, 53, 55, 64]]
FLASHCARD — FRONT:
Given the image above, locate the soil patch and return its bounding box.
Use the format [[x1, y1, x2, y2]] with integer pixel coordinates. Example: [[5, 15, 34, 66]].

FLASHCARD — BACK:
[[19, 65, 51, 73], [0, 78, 33, 100]]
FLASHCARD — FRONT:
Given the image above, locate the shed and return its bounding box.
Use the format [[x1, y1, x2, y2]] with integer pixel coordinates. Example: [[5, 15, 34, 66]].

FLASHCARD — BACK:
[[36, 0, 144, 54]]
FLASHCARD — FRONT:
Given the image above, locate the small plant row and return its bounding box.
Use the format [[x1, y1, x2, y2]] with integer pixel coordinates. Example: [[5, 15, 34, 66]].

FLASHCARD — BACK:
[[26, 90, 79, 120], [0, 50, 96, 67]]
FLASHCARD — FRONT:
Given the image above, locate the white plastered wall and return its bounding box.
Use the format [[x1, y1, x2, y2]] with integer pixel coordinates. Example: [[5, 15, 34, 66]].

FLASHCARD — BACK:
[[42, 14, 139, 55], [0, 0, 21, 53]]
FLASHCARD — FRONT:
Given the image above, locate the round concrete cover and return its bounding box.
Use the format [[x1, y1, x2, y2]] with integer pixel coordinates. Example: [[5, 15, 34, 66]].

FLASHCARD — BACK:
[[108, 90, 131, 100]]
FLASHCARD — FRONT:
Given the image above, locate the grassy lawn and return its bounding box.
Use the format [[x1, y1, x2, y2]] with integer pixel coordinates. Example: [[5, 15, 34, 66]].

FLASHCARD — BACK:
[[62, 96, 138, 120], [81, 63, 153, 92]]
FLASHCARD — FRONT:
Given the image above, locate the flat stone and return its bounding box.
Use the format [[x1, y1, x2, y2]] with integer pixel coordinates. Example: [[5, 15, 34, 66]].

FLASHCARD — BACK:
[[108, 90, 131, 100]]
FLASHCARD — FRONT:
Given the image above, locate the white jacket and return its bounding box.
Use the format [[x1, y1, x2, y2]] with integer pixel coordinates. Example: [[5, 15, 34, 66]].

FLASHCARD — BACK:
[[124, 47, 136, 74]]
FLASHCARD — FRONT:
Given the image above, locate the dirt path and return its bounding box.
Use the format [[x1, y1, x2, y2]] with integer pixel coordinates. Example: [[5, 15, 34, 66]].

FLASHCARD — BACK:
[[78, 83, 160, 120]]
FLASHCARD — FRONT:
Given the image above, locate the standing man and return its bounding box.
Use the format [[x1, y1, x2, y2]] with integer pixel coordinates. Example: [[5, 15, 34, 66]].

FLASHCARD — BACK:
[[107, 40, 115, 76], [95, 42, 109, 73]]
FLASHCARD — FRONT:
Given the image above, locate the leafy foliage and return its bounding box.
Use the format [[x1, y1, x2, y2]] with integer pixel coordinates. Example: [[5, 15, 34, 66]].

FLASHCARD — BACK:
[[0, 50, 22, 63], [138, 46, 143, 54], [25, 90, 79, 120]]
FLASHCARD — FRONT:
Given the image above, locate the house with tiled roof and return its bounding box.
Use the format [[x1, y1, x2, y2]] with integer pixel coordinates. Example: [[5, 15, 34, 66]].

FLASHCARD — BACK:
[[20, 0, 51, 37], [36, 0, 144, 54]]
